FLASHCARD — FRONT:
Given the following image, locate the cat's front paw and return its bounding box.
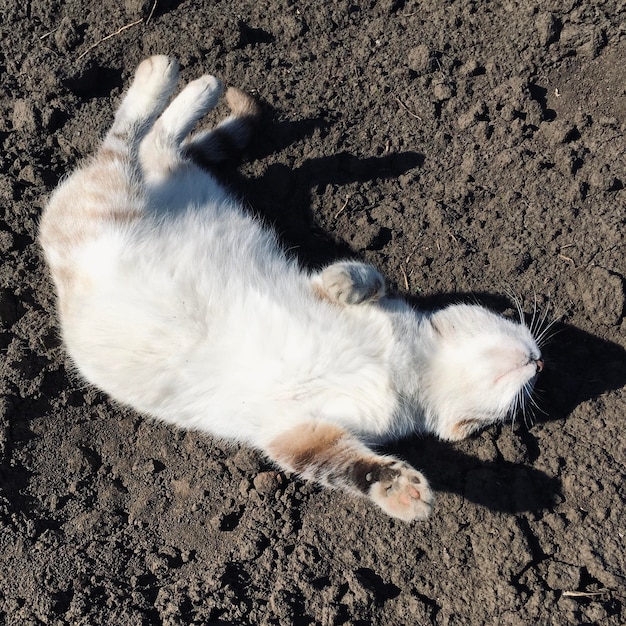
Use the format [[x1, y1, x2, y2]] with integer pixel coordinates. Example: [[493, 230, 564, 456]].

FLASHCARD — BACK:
[[367, 461, 433, 522], [315, 261, 385, 305]]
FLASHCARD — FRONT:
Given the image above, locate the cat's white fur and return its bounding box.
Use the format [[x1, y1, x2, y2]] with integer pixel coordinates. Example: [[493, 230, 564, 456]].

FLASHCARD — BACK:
[[39, 57, 543, 521]]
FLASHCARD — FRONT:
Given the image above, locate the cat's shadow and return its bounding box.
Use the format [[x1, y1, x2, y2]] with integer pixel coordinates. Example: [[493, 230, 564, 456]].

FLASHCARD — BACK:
[[216, 110, 626, 516], [393, 436, 561, 515], [209, 112, 424, 266]]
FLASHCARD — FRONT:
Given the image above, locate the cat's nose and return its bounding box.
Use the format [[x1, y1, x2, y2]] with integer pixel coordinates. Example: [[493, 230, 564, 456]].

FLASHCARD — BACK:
[[535, 359, 544, 373]]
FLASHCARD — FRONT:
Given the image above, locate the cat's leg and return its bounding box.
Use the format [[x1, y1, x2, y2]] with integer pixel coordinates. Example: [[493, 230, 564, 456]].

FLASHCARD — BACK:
[[39, 57, 179, 270], [139, 73, 223, 181], [312, 261, 386, 305], [266, 422, 432, 522], [100, 55, 179, 161]]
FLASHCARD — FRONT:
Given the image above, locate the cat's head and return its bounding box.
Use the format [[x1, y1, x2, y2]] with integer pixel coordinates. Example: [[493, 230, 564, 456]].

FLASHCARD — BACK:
[[423, 304, 542, 441]]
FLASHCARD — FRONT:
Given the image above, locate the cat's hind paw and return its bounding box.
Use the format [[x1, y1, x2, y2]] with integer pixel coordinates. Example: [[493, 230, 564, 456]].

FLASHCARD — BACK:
[[314, 261, 386, 305], [133, 55, 179, 92], [367, 461, 433, 522], [130, 56, 179, 108]]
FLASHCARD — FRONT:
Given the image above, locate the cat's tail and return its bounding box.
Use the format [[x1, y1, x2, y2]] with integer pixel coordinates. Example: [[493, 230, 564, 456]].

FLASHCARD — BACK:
[[184, 87, 261, 164]]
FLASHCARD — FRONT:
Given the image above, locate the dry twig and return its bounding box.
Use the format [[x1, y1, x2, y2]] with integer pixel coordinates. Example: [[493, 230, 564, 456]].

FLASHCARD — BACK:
[[146, 0, 158, 24], [393, 95, 422, 121], [333, 196, 350, 220], [77, 18, 144, 61], [400, 265, 410, 291], [562, 589, 609, 598]]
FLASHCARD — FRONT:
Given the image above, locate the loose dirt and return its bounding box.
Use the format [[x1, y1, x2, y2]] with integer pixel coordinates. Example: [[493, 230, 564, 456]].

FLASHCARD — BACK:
[[1, 1, 625, 624]]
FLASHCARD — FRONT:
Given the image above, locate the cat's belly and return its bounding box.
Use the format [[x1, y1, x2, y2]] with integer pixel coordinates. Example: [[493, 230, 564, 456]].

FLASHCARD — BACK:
[[62, 272, 400, 444]]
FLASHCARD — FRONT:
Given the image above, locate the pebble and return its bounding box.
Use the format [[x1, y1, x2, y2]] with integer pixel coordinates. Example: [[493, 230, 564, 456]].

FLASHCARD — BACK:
[[578, 266, 625, 326], [253, 471, 282, 496], [12, 100, 38, 133], [54, 17, 83, 52], [433, 82, 454, 101]]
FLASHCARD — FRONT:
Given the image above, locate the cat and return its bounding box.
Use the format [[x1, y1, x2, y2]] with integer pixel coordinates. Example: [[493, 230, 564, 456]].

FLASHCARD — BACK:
[[39, 56, 544, 522]]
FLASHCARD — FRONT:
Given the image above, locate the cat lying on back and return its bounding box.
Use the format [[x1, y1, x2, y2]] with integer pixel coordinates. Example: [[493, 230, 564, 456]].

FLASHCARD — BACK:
[[39, 57, 544, 521]]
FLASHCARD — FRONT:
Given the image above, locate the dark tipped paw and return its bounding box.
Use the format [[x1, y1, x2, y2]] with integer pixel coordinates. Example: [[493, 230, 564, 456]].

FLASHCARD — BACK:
[[367, 461, 433, 522]]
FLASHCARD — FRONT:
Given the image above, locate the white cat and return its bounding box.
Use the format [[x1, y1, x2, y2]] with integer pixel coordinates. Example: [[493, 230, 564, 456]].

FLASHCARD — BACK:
[[39, 56, 544, 522]]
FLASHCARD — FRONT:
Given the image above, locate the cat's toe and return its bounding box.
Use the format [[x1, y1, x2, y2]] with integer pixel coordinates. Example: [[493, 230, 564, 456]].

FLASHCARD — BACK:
[[369, 462, 433, 522]]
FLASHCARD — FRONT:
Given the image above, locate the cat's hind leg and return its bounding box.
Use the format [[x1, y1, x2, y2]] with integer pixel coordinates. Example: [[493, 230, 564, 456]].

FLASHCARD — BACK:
[[39, 57, 179, 298], [266, 422, 432, 522], [139, 73, 223, 181], [101, 55, 179, 160], [312, 261, 386, 305]]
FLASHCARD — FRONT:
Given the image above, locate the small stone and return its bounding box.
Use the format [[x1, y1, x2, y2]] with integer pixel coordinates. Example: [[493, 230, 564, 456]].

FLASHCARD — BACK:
[[541, 119, 578, 145], [253, 471, 281, 496], [0, 231, 14, 253], [577, 28, 606, 59], [523, 99, 544, 127], [18, 164, 39, 185], [54, 17, 83, 52], [457, 102, 486, 130], [460, 58, 481, 76], [433, 82, 454, 101], [124, 0, 151, 16], [578, 266, 625, 326], [457, 112, 475, 130], [546, 562, 581, 590], [12, 100, 38, 132], [499, 103, 517, 122], [460, 150, 477, 174]]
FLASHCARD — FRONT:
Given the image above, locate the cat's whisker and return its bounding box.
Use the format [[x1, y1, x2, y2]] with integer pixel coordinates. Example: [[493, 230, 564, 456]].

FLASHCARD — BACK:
[[519, 386, 534, 428], [523, 393, 533, 428], [535, 321, 563, 348], [515, 297, 525, 327], [503, 285, 525, 326], [510, 389, 524, 432], [523, 380, 547, 425], [528, 289, 539, 337], [536, 296, 552, 338], [527, 391, 546, 416]]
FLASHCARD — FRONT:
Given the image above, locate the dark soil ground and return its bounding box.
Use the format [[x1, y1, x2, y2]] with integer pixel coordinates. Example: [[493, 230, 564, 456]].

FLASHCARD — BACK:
[[1, 1, 625, 624]]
